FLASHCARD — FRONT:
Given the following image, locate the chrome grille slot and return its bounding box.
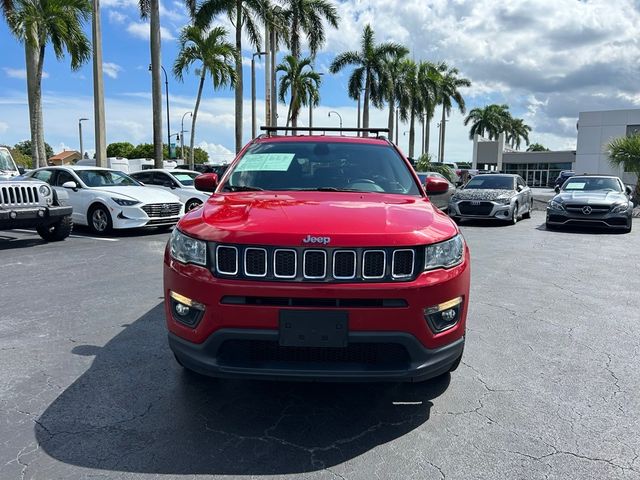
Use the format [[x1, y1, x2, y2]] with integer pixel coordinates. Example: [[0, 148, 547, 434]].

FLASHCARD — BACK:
[[274, 249, 297, 278], [216, 246, 238, 275], [392, 249, 415, 278], [244, 248, 267, 277], [141, 203, 181, 218], [363, 250, 386, 279], [303, 250, 326, 279], [333, 250, 356, 279]]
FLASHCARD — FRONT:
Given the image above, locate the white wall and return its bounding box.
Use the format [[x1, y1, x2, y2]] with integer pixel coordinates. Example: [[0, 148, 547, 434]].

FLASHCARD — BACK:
[[576, 109, 640, 185]]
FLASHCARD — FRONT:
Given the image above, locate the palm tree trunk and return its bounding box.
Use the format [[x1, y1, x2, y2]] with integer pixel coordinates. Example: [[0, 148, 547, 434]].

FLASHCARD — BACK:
[[150, 0, 163, 168], [439, 105, 446, 162], [35, 44, 46, 167], [189, 71, 205, 169], [291, 90, 298, 129], [425, 114, 431, 157], [387, 95, 395, 143], [409, 109, 415, 158], [362, 71, 371, 136], [24, 41, 40, 169], [234, 0, 243, 153]]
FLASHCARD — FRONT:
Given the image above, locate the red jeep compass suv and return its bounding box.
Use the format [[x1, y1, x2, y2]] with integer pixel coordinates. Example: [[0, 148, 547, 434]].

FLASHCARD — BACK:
[[164, 128, 470, 382]]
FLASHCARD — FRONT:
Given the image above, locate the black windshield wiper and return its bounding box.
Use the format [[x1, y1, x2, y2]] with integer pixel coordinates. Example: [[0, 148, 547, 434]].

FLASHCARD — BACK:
[[302, 187, 362, 192], [222, 185, 264, 192]]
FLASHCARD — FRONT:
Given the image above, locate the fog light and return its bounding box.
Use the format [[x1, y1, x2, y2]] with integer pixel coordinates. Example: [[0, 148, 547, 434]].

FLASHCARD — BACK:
[[169, 291, 205, 327], [424, 297, 463, 333]]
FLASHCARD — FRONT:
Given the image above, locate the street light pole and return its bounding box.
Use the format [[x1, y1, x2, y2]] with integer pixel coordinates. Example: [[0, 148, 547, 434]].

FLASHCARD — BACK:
[[357, 92, 361, 134], [328, 111, 343, 129], [252, 51, 267, 139], [181, 111, 192, 165], [149, 64, 171, 159], [78, 118, 89, 159]]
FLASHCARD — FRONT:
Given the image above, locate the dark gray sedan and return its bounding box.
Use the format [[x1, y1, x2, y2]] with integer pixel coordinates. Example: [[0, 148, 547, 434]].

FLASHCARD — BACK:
[[448, 174, 533, 224], [546, 175, 633, 233]]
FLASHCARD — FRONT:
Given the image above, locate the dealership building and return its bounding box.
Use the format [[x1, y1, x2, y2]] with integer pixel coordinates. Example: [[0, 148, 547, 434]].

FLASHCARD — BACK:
[[471, 108, 639, 187]]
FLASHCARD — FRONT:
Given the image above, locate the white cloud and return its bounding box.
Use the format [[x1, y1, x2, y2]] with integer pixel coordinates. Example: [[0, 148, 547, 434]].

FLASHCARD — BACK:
[[126, 22, 176, 41], [0, 121, 8, 134], [107, 10, 127, 24], [197, 141, 235, 164], [103, 62, 123, 79], [242, 56, 265, 69], [4, 68, 49, 79]]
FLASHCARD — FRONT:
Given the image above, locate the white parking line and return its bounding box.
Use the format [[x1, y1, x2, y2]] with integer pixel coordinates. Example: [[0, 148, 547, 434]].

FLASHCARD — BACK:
[[11, 229, 119, 242]]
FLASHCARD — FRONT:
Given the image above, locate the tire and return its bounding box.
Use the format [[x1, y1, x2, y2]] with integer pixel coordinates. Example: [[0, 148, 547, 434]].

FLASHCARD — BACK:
[[88, 204, 112, 234], [185, 199, 203, 212], [522, 198, 533, 219], [36, 215, 73, 242], [510, 203, 519, 225]]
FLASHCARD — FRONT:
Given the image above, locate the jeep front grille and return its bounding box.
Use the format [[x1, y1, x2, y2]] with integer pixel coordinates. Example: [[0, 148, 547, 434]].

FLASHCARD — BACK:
[[210, 244, 421, 282], [1, 185, 39, 207]]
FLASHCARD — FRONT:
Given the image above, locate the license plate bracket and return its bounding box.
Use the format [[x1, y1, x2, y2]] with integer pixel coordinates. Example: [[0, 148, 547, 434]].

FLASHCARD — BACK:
[[279, 310, 348, 348]]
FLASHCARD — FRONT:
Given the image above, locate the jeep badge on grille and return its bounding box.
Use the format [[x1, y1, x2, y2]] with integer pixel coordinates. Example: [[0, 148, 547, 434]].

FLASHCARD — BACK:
[[302, 235, 331, 245]]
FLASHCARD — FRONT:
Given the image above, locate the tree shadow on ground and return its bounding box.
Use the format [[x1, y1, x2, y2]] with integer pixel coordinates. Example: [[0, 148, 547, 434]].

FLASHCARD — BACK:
[[36, 303, 450, 475]]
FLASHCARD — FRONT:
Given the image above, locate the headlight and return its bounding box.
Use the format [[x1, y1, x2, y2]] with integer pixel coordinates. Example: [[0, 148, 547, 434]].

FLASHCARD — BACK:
[[494, 196, 511, 205], [39, 185, 51, 196], [549, 200, 565, 211], [425, 234, 464, 271], [611, 203, 629, 214], [169, 229, 207, 266], [111, 197, 140, 206]]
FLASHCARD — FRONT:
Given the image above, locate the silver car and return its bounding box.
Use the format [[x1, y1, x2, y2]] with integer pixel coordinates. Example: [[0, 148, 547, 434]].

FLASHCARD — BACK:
[[448, 174, 533, 224]]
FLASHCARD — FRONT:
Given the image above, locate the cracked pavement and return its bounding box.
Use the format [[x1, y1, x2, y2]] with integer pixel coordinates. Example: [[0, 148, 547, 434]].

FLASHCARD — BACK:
[[1, 213, 639, 479]]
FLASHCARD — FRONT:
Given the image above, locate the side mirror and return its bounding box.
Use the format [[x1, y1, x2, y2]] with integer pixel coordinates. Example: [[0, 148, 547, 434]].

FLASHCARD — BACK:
[[18, 167, 25, 174], [62, 181, 79, 191], [554, 186, 561, 194], [194, 173, 219, 193], [425, 177, 450, 195], [517, 185, 524, 192], [625, 186, 633, 195]]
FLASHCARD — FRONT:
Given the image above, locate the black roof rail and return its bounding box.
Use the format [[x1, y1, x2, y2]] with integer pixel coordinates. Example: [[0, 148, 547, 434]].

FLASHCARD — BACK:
[[260, 126, 390, 138]]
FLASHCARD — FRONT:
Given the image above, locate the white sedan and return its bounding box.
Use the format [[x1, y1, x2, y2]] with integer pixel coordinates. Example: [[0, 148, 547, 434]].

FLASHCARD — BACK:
[[129, 169, 211, 212], [25, 166, 184, 234]]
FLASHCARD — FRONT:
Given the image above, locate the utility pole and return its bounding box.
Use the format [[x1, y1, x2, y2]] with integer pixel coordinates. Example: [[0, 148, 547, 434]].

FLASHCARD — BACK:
[[91, 0, 107, 167], [264, 24, 271, 128], [357, 92, 361, 136], [78, 118, 88, 159]]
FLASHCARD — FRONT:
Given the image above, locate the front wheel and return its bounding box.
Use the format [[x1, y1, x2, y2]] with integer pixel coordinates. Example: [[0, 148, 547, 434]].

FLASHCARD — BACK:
[[522, 198, 533, 219], [37, 215, 73, 241], [88, 204, 112, 234], [185, 199, 203, 212], [510, 203, 519, 225]]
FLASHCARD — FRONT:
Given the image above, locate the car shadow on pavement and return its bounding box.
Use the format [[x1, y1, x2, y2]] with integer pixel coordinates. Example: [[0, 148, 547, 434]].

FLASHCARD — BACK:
[[0, 233, 48, 250], [36, 303, 449, 476], [535, 222, 630, 235]]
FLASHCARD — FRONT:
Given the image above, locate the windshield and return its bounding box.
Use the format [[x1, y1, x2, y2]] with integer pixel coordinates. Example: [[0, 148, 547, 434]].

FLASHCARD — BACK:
[[222, 141, 421, 195], [76, 169, 140, 187], [464, 176, 514, 190], [173, 172, 199, 186], [0, 150, 17, 172], [562, 177, 622, 192]]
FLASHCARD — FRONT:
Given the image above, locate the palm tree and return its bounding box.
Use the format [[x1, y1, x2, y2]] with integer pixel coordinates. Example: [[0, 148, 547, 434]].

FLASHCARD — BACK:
[[399, 60, 421, 158], [418, 61, 444, 156], [436, 65, 470, 162], [139, 0, 163, 167], [280, 0, 338, 59], [506, 117, 532, 150], [381, 53, 410, 144], [174, 25, 236, 169], [277, 55, 321, 129], [329, 24, 407, 134], [607, 134, 640, 197], [194, 0, 268, 153], [464, 104, 511, 140], [527, 143, 549, 152], [4, 0, 91, 168]]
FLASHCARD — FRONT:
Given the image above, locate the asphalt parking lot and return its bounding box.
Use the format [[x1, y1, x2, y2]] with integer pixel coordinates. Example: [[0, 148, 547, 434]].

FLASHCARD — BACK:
[[1, 214, 639, 480]]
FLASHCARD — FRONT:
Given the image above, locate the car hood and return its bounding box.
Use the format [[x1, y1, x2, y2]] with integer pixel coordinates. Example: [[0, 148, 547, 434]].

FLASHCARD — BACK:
[[554, 191, 628, 204], [178, 192, 458, 246], [453, 189, 515, 201], [92, 186, 180, 204]]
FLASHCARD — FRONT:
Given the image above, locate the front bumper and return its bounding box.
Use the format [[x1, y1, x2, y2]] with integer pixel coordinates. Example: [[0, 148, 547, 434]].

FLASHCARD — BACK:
[[111, 205, 182, 229], [0, 205, 72, 229], [163, 247, 470, 382], [546, 208, 631, 229], [170, 330, 464, 382], [449, 200, 514, 220]]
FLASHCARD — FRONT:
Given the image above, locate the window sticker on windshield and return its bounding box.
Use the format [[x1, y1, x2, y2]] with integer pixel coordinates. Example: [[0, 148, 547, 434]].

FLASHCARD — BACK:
[[565, 182, 585, 190], [235, 153, 295, 172]]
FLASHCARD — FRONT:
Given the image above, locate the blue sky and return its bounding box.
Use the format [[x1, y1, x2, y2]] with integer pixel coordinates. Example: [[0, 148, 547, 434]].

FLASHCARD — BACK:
[[2, 0, 639, 163]]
